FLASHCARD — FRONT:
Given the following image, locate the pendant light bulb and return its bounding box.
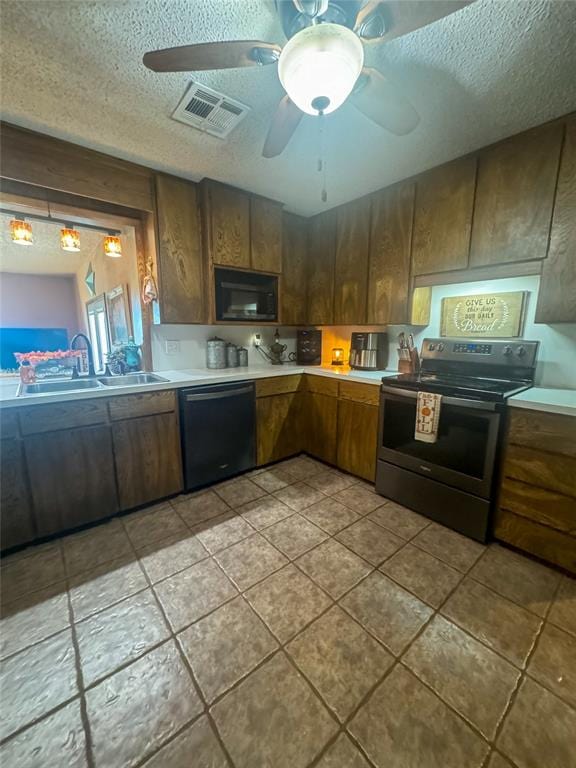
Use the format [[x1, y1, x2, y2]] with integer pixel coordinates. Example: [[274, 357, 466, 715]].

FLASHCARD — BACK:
[[60, 227, 81, 252], [104, 234, 122, 258], [10, 218, 33, 245]]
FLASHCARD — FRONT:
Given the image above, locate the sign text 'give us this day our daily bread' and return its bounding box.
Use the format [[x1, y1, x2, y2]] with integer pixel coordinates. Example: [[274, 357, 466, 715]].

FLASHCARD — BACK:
[[440, 291, 528, 338]]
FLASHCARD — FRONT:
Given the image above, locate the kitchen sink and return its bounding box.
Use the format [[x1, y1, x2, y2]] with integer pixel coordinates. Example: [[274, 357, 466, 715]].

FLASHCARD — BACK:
[[97, 373, 169, 386], [19, 379, 105, 395]]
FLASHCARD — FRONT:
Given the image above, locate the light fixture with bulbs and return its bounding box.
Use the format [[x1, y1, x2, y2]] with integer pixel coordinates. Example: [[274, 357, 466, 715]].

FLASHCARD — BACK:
[[104, 234, 122, 258], [278, 23, 364, 116], [10, 218, 33, 245], [60, 226, 81, 252]]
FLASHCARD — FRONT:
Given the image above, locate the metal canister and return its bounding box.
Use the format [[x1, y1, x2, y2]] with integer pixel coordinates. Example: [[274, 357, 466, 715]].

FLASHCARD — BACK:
[[206, 337, 227, 369], [226, 343, 239, 368], [237, 346, 248, 367]]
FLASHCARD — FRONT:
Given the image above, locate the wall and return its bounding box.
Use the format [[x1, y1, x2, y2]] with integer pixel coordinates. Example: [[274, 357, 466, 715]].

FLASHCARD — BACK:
[[151, 324, 298, 371], [152, 276, 576, 390], [408, 275, 576, 389], [0, 273, 81, 338]]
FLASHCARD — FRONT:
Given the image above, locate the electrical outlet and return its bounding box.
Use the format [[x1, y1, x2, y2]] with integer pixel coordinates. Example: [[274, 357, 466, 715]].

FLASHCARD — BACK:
[[165, 340, 180, 356], [253, 334, 262, 347]]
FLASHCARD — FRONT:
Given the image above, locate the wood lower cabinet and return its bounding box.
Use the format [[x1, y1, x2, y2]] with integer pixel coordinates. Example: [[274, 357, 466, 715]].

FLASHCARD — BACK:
[[256, 392, 303, 465], [1, 437, 35, 549], [336, 398, 379, 482], [25, 425, 118, 537], [281, 212, 308, 325], [113, 412, 182, 510], [368, 182, 415, 324], [303, 392, 338, 465], [470, 123, 563, 267], [411, 155, 476, 275], [155, 173, 206, 324], [535, 117, 576, 323], [496, 407, 576, 574], [334, 197, 370, 324]]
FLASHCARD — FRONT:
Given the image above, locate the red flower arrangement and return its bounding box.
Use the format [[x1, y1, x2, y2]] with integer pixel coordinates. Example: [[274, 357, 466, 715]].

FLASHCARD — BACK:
[[15, 350, 82, 365]]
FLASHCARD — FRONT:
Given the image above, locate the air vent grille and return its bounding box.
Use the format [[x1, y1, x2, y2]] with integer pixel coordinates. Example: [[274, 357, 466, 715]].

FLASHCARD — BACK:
[[172, 82, 250, 138]]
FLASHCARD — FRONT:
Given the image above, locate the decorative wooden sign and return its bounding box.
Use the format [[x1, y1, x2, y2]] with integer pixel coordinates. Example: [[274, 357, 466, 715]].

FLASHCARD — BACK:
[[440, 291, 527, 338]]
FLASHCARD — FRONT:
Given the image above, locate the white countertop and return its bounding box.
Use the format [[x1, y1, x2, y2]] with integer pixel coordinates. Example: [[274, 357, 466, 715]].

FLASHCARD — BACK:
[[1, 365, 574, 417], [0, 365, 397, 409]]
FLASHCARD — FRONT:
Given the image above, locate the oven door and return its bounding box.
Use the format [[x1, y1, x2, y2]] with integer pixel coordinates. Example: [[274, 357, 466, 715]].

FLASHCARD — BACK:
[[378, 385, 502, 499]]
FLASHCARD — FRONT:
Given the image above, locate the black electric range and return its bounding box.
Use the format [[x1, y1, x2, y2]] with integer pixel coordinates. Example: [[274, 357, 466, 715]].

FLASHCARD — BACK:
[[375, 338, 539, 542]]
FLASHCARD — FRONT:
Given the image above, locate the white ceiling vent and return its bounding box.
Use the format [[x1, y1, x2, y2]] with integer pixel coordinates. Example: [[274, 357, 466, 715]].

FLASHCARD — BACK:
[[172, 82, 250, 139]]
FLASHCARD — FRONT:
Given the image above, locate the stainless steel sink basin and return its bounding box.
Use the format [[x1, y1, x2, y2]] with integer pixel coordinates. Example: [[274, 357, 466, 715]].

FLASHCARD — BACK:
[[97, 373, 169, 386], [19, 379, 104, 395]]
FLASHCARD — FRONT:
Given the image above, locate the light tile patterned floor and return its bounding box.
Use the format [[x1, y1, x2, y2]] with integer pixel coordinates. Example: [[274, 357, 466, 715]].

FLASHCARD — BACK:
[[1, 454, 575, 768]]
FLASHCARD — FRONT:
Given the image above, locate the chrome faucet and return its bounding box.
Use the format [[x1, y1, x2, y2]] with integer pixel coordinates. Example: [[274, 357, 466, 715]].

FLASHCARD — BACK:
[[70, 333, 96, 377]]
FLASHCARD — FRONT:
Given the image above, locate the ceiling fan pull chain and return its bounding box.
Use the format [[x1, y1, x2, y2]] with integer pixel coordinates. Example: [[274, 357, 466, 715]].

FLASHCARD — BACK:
[[318, 111, 328, 203]]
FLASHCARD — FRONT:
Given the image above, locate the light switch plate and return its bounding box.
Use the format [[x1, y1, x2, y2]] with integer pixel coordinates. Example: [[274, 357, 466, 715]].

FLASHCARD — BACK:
[[165, 340, 180, 355]]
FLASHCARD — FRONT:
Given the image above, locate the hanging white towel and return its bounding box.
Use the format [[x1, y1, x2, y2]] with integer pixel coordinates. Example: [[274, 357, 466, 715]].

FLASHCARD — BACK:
[[415, 392, 442, 444]]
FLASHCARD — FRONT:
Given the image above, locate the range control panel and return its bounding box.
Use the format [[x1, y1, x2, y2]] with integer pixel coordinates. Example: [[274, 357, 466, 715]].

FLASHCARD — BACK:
[[421, 338, 540, 368]]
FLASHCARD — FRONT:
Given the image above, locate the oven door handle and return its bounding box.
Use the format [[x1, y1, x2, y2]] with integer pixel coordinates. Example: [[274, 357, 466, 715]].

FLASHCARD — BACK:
[[380, 384, 498, 412]]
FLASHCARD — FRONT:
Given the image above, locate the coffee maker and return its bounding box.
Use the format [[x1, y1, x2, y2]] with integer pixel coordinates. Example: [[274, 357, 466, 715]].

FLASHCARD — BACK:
[[349, 332, 388, 370]]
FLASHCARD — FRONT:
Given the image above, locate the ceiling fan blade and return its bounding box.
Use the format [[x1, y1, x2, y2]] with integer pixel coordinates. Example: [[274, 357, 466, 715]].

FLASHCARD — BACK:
[[143, 40, 282, 72], [262, 96, 303, 158], [350, 67, 420, 135], [355, 1, 473, 42]]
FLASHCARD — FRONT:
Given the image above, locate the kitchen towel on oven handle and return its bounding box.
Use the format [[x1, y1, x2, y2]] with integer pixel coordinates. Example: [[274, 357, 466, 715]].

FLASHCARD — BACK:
[[415, 392, 442, 443]]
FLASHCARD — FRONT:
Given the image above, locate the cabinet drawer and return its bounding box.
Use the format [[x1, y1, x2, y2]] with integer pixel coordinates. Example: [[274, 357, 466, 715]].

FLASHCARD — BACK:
[[494, 509, 576, 575], [19, 399, 108, 435], [303, 375, 339, 397], [0, 409, 20, 439], [255, 375, 302, 398], [338, 381, 380, 406], [108, 390, 176, 421], [508, 408, 576, 458], [503, 444, 576, 498], [499, 477, 576, 534]]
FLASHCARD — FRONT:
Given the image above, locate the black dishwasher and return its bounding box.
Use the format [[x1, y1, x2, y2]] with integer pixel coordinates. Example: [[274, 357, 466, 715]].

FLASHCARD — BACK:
[[179, 382, 256, 491]]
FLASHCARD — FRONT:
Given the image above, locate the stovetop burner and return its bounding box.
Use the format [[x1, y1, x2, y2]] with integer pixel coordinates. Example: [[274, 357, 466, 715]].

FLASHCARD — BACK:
[[383, 337, 540, 402]]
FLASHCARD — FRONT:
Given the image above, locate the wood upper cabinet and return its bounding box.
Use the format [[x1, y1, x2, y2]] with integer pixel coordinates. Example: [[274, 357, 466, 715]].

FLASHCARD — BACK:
[[535, 118, 576, 323], [307, 209, 336, 325], [470, 123, 563, 266], [203, 180, 251, 269], [412, 156, 476, 275], [368, 182, 415, 324], [155, 174, 206, 324], [25, 425, 118, 537], [334, 197, 371, 324], [281, 212, 308, 325], [251, 196, 282, 273], [113, 411, 183, 510]]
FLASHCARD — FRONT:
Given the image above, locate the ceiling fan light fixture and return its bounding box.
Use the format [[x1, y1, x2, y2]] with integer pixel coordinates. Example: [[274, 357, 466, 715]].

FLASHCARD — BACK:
[[278, 23, 364, 116]]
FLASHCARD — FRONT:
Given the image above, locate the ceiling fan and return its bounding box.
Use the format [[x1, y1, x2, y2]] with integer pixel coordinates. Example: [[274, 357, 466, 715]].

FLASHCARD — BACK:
[[143, 0, 472, 157]]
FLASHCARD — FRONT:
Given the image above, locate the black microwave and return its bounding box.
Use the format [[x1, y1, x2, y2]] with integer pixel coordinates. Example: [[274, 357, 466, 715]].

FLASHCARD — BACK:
[[214, 267, 278, 322]]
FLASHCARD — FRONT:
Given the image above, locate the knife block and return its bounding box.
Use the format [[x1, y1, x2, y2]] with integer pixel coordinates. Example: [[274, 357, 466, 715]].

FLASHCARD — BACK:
[[397, 348, 420, 374]]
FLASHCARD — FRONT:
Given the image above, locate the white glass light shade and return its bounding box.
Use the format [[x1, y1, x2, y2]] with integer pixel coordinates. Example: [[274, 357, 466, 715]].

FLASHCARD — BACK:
[[279, 23, 364, 116]]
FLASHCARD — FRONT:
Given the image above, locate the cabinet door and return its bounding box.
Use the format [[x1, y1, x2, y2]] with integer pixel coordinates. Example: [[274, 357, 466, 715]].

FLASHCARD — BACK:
[[256, 393, 303, 465], [1, 438, 35, 550], [307, 210, 336, 324], [303, 392, 338, 465], [206, 182, 250, 268], [535, 118, 576, 323], [412, 156, 476, 275], [337, 400, 379, 482], [334, 198, 371, 324], [25, 426, 118, 537], [368, 182, 414, 324], [281, 212, 308, 325], [155, 174, 205, 324], [113, 412, 183, 510], [470, 123, 563, 267], [251, 197, 282, 273]]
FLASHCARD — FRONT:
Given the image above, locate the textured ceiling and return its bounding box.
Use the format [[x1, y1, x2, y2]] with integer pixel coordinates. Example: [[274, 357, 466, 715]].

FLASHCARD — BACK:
[[1, 0, 575, 215]]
